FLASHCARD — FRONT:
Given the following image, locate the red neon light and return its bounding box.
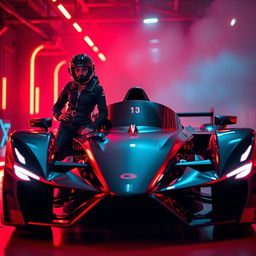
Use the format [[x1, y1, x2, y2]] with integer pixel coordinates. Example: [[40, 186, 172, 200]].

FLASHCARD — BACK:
[[73, 22, 82, 32], [98, 53, 106, 62], [35, 87, 40, 114], [53, 219, 69, 224], [84, 36, 94, 47], [57, 4, 71, 20], [0, 26, 8, 36], [2, 77, 7, 110], [54, 60, 67, 103], [30, 45, 44, 115], [85, 149, 94, 161]]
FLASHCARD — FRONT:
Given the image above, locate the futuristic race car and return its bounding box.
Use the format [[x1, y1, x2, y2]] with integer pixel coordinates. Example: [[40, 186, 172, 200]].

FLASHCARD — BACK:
[[2, 87, 256, 228]]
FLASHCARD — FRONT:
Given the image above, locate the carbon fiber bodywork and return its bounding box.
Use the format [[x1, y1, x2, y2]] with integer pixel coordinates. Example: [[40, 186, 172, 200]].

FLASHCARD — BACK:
[[2, 89, 256, 228]]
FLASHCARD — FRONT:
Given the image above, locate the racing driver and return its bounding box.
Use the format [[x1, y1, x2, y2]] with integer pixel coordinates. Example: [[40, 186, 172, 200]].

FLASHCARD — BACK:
[[53, 53, 108, 160]]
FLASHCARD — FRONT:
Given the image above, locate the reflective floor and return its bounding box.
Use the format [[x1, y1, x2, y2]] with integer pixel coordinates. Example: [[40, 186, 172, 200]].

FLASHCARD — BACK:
[[1, 160, 256, 256]]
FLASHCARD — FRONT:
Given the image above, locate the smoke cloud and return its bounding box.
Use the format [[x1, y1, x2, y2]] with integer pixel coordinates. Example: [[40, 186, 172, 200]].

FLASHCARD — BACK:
[[153, 0, 256, 128], [96, 0, 256, 128]]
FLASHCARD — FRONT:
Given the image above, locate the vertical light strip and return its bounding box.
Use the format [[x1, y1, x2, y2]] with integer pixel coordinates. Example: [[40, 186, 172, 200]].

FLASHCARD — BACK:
[[30, 45, 44, 115], [2, 77, 7, 110], [35, 87, 40, 114], [54, 60, 67, 103]]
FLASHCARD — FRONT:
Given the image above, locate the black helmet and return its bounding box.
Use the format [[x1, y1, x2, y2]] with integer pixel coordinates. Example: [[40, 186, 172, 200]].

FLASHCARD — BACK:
[[68, 54, 95, 84]]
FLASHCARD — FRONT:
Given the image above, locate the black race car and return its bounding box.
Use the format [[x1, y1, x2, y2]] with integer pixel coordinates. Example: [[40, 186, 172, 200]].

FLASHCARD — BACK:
[[2, 87, 256, 228]]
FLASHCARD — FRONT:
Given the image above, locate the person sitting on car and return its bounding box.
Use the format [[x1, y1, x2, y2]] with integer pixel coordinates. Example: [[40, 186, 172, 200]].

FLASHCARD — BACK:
[[53, 53, 108, 160], [52, 54, 108, 207]]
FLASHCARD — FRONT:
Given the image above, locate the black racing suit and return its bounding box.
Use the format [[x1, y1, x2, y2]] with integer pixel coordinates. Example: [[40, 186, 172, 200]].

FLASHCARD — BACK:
[[53, 76, 108, 159]]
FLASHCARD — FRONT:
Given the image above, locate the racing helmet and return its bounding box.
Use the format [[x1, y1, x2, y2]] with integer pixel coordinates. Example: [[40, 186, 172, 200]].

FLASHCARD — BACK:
[[68, 54, 95, 85]]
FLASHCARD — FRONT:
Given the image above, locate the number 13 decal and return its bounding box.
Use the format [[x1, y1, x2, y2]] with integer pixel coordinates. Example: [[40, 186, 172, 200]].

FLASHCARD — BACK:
[[130, 107, 141, 114]]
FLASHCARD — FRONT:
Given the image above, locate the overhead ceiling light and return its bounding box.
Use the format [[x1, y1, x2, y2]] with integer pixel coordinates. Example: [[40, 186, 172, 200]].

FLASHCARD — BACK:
[[84, 36, 94, 47], [230, 18, 237, 26], [143, 18, 159, 24], [49, 1, 106, 61], [98, 53, 106, 62], [57, 4, 71, 20], [149, 39, 159, 44], [92, 46, 99, 52], [73, 22, 82, 32]]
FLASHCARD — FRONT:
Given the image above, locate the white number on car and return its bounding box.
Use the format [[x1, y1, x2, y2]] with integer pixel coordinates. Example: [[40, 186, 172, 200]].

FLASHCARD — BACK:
[[130, 107, 141, 114]]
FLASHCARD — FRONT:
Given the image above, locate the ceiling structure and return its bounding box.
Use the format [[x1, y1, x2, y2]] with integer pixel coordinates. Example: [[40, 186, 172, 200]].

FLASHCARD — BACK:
[[1, 0, 214, 41]]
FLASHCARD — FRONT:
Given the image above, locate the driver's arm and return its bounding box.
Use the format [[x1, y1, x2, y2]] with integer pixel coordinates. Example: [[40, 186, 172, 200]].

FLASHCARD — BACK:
[[53, 84, 69, 120], [90, 85, 108, 129]]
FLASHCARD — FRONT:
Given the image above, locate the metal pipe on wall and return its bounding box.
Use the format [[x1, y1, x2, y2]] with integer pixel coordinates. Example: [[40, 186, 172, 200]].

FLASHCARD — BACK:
[[0, 1, 49, 40]]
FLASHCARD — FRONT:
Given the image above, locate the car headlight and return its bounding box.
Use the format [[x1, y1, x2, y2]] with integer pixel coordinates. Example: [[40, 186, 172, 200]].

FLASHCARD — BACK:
[[14, 147, 26, 164], [14, 164, 40, 181], [225, 162, 252, 179], [240, 145, 252, 162]]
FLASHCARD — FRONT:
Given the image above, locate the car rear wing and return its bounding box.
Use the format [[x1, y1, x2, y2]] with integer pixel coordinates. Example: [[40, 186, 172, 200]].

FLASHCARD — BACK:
[[177, 108, 214, 125]]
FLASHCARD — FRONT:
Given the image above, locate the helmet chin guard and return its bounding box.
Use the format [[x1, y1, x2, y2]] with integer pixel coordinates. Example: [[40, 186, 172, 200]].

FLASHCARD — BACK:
[[77, 75, 88, 84], [68, 54, 95, 85]]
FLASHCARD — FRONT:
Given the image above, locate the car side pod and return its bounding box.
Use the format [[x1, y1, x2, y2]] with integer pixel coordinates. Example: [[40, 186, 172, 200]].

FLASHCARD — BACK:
[[53, 161, 88, 173], [158, 159, 218, 191], [29, 118, 52, 132]]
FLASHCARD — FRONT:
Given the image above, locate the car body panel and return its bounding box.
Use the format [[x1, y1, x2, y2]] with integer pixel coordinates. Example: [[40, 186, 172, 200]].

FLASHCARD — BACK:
[[2, 88, 256, 228]]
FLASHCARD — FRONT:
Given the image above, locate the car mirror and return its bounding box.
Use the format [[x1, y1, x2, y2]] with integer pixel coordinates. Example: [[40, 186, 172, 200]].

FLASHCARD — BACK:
[[214, 115, 237, 127], [29, 118, 52, 131]]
